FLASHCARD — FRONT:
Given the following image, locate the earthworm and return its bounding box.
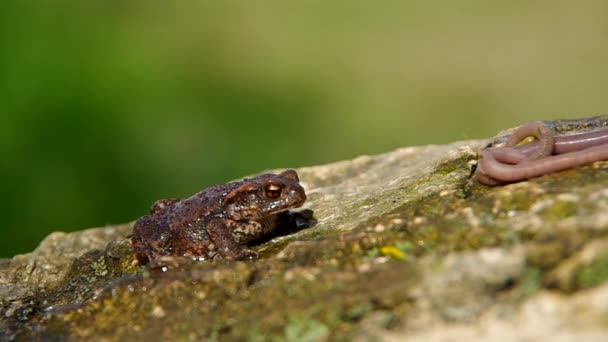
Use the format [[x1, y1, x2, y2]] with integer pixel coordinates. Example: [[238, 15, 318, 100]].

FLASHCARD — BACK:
[[475, 121, 608, 186]]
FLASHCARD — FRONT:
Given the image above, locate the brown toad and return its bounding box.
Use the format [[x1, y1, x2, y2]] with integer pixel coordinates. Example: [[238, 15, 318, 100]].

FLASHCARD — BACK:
[[131, 169, 307, 264]]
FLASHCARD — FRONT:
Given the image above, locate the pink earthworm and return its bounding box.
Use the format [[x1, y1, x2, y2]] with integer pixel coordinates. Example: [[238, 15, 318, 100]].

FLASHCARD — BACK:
[[475, 121, 608, 186]]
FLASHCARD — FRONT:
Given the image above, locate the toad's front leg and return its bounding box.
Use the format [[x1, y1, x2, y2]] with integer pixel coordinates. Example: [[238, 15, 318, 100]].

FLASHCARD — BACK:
[[131, 215, 175, 264], [205, 218, 260, 260]]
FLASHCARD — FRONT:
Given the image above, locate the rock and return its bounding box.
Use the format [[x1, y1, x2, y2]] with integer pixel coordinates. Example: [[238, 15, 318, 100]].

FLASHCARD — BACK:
[[2, 116, 608, 341]]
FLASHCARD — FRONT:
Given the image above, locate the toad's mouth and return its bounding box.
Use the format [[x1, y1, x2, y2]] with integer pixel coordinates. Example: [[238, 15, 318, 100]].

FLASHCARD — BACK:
[[233, 200, 306, 220]]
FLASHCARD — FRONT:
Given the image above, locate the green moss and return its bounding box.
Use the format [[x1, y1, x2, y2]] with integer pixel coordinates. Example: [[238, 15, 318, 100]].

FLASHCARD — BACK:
[[284, 316, 330, 342], [519, 267, 543, 298], [343, 303, 374, 321], [575, 254, 608, 289], [492, 189, 540, 217], [537, 200, 578, 220], [432, 154, 476, 176]]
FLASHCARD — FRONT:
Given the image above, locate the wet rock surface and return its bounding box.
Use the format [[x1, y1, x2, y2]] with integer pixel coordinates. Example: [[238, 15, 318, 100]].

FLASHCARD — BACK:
[[2, 116, 608, 341]]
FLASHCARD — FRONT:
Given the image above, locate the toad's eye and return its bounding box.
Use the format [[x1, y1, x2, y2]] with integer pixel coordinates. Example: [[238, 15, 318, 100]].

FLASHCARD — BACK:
[[265, 184, 283, 199]]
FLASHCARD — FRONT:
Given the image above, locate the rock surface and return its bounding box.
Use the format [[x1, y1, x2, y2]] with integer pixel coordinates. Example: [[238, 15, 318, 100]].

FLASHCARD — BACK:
[[2, 116, 608, 341]]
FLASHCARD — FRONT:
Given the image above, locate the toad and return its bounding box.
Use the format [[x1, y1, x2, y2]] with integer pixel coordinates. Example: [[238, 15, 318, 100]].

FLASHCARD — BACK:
[[131, 169, 307, 264]]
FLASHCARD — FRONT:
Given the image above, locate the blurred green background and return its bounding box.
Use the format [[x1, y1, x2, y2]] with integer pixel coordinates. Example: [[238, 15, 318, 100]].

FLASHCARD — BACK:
[[2, 1, 608, 257]]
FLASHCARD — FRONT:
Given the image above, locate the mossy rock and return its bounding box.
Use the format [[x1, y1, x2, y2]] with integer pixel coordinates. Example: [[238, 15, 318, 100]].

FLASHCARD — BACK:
[[3, 117, 608, 341]]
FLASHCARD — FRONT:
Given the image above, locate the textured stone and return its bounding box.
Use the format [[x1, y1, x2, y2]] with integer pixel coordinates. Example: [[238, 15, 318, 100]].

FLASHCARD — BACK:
[[2, 117, 608, 341]]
